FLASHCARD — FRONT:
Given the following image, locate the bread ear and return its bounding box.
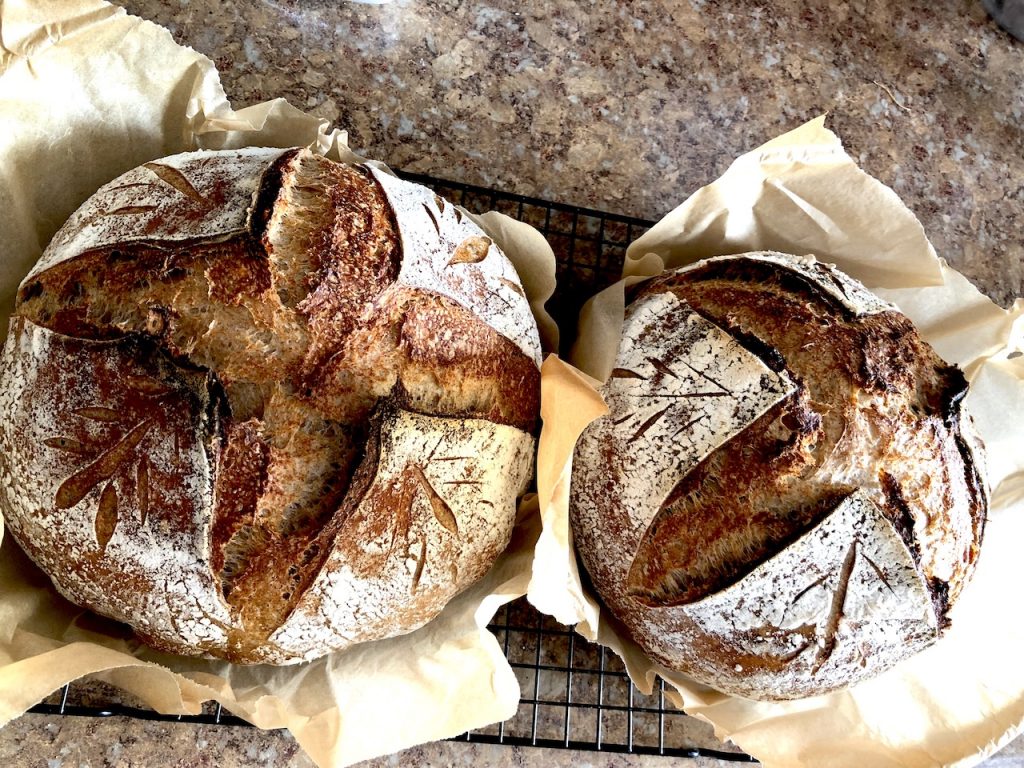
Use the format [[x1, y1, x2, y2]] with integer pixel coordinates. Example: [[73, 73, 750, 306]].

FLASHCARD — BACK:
[[267, 408, 533, 660]]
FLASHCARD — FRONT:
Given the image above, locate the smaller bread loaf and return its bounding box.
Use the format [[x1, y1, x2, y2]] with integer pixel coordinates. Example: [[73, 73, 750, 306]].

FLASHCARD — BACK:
[[0, 147, 541, 664], [569, 252, 987, 700]]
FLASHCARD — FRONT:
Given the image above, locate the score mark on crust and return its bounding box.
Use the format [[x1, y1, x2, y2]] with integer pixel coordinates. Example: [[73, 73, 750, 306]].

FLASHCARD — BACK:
[[143, 162, 211, 208], [43, 370, 182, 553], [447, 235, 492, 266]]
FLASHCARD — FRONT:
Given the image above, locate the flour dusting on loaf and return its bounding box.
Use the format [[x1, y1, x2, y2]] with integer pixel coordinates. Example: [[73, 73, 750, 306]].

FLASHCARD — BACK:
[[679, 491, 938, 699], [0, 148, 541, 664], [570, 252, 987, 700], [369, 168, 540, 367], [0, 319, 233, 653], [28, 147, 289, 282], [269, 409, 533, 658], [573, 289, 795, 543]]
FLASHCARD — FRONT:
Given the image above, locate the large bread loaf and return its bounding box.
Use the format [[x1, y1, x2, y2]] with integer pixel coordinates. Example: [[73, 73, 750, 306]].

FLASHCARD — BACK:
[[569, 252, 987, 700], [0, 147, 541, 664]]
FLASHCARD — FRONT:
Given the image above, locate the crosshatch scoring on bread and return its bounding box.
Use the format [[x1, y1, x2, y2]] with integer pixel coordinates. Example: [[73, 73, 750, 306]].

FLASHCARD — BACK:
[[569, 252, 987, 701], [0, 147, 541, 665]]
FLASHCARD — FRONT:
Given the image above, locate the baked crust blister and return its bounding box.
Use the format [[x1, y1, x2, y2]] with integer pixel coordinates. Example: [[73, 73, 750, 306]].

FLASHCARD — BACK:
[[0, 147, 541, 664], [570, 251, 987, 700]]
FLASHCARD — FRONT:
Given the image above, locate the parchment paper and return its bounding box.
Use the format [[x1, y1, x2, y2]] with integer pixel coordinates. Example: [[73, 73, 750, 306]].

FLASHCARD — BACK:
[[0, 2, 558, 766], [529, 116, 1024, 768]]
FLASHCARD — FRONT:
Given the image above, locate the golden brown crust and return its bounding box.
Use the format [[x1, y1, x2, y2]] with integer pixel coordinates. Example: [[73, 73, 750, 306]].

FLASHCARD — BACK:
[[659, 263, 984, 605], [570, 252, 987, 699], [0, 148, 540, 664]]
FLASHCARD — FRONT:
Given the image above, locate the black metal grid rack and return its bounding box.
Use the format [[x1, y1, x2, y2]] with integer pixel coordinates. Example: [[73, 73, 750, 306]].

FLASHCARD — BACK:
[[26, 174, 755, 762], [461, 599, 754, 760]]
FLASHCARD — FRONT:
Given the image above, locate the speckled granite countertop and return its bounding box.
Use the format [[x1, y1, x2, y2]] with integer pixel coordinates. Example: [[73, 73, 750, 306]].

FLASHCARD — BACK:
[[3, 0, 1023, 766], [125, 0, 1024, 308]]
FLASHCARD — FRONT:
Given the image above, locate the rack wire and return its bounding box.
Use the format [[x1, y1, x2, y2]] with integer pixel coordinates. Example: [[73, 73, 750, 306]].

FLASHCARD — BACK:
[[25, 173, 755, 762]]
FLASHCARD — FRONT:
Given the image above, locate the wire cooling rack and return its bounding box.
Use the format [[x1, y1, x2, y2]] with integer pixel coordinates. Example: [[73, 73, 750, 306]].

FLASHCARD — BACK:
[[26, 174, 755, 762]]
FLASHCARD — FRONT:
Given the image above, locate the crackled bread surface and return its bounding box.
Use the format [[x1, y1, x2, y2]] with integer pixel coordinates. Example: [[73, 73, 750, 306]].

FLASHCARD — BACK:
[[569, 252, 987, 700], [0, 147, 541, 664]]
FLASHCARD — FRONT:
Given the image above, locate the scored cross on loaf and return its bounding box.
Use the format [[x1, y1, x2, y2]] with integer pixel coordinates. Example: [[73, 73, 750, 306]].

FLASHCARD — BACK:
[[0, 147, 541, 664]]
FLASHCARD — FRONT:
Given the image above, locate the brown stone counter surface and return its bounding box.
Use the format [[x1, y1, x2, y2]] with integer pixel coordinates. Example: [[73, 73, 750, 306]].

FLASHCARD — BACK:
[[2, 0, 1023, 766]]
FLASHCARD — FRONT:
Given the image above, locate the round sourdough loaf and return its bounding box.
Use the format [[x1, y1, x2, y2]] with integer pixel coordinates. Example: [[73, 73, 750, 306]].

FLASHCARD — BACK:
[[0, 147, 541, 664], [569, 252, 987, 700]]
